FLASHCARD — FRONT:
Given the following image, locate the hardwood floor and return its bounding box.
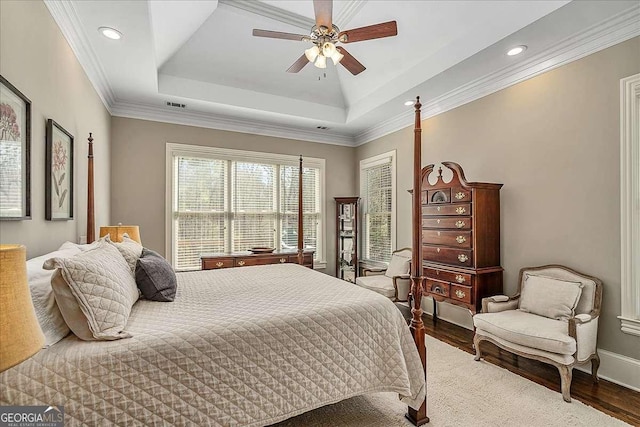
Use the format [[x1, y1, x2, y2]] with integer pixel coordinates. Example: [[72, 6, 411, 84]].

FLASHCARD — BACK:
[[396, 304, 640, 426]]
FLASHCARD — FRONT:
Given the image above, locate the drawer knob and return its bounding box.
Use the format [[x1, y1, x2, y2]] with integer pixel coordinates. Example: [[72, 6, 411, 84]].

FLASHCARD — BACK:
[[456, 235, 466, 244], [458, 254, 469, 263], [433, 286, 442, 294], [238, 260, 245, 266], [437, 219, 441, 224], [436, 247, 441, 253], [455, 289, 466, 299], [279, 258, 287, 263], [455, 207, 466, 215], [455, 192, 466, 200], [437, 206, 441, 212], [455, 275, 466, 283], [215, 261, 224, 267], [455, 220, 465, 229]]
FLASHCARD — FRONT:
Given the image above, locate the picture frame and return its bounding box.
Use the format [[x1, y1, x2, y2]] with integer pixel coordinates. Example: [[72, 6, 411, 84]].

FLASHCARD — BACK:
[[46, 119, 74, 220], [0, 75, 31, 220]]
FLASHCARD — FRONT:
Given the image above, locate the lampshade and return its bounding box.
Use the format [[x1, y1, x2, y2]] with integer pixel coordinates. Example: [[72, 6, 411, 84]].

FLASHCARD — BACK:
[[99, 224, 141, 244], [322, 42, 337, 58], [330, 50, 344, 65], [305, 45, 320, 62], [0, 245, 45, 372], [314, 54, 327, 69]]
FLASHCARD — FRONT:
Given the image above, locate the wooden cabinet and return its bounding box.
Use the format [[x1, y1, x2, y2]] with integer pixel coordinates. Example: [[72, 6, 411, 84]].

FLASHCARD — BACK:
[[421, 162, 503, 314], [335, 197, 359, 282], [201, 251, 314, 270]]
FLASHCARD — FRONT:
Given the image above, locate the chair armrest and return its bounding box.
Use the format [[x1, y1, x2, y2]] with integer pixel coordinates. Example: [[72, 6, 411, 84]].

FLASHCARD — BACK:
[[392, 274, 410, 280], [363, 267, 386, 276], [392, 275, 411, 302], [568, 313, 596, 337], [568, 314, 599, 362], [481, 294, 520, 313]]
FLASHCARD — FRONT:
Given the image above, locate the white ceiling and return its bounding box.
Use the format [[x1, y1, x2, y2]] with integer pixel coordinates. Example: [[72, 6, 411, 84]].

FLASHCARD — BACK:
[[48, 0, 640, 145]]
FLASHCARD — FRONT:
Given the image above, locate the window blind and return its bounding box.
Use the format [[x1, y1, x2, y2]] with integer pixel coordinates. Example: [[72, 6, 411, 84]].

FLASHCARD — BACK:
[[362, 160, 393, 263]]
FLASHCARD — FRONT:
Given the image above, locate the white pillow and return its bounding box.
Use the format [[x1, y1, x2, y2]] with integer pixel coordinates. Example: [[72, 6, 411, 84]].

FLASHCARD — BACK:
[[26, 242, 82, 347], [519, 274, 584, 320], [385, 254, 410, 278], [108, 234, 143, 275], [45, 241, 139, 340]]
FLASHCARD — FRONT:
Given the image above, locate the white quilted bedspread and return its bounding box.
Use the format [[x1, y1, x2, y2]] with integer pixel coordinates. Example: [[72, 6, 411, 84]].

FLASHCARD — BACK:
[[1, 264, 425, 426]]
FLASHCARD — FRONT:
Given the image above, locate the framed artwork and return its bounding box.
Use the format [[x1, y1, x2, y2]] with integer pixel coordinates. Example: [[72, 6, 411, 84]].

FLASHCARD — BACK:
[[0, 75, 31, 220], [46, 119, 74, 220]]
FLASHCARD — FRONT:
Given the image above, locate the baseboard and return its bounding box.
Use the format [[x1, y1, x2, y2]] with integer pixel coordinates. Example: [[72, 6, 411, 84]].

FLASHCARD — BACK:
[[575, 349, 640, 392]]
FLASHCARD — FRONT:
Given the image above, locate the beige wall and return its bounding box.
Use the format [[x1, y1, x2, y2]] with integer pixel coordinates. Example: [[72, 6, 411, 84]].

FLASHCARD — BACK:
[[0, 0, 111, 258], [357, 37, 640, 359], [110, 117, 356, 274]]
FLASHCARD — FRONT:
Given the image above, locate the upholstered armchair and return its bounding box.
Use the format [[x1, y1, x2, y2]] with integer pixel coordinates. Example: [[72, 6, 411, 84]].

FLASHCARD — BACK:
[[355, 248, 411, 301], [473, 265, 603, 402]]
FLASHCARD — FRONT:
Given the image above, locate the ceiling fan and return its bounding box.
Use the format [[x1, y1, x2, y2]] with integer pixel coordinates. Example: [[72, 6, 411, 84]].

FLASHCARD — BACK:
[[252, 0, 397, 75]]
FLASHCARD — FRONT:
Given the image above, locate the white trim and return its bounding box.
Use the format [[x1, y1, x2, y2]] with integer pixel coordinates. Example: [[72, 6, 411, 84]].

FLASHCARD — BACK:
[[165, 143, 327, 268], [359, 150, 397, 262], [575, 349, 640, 392], [43, 0, 116, 112], [112, 101, 355, 147], [619, 73, 640, 337], [218, 0, 314, 31], [354, 4, 640, 145]]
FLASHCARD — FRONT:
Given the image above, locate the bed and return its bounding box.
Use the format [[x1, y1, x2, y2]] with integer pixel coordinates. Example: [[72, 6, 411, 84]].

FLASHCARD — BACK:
[[0, 100, 430, 426]]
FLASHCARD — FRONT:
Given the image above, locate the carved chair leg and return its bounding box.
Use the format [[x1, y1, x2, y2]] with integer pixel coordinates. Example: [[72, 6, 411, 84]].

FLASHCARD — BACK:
[[473, 334, 483, 361], [591, 353, 600, 384], [558, 365, 573, 403]]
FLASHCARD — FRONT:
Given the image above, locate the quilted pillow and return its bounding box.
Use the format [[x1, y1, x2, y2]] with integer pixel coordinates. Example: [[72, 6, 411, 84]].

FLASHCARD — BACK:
[[135, 248, 177, 302], [26, 242, 81, 347], [385, 253, 410, 278], [108, 234, 143, 275], [44, 241, 139, 340], [519, 274, 584, 320]]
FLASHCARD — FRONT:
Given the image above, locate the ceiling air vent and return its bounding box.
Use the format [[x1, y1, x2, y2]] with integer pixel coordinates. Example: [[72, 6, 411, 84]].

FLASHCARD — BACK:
[[166, 101, 186, 109], [316, 126, 329, 130]]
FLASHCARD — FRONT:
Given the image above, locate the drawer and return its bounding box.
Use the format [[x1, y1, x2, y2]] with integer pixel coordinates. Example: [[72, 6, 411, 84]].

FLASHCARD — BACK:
[[450, 284, 472, 304], [422, 245, 473, 267], [234, 256, 281, 267], [423, 203, 471, 216], [424, 267, 472, 286], [451, 187, 472, 203], [422, 230, 472, 248], [422, 217, 471, 230], [425, 278, 450, 298], [201, 257, 234, 270], [428, 189, 451, 204], [288, 253, 314, 265]]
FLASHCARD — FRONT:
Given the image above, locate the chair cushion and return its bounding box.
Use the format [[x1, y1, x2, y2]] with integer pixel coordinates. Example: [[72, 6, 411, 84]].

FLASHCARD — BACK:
[[385, 254, 410, 278], [355, 275, 395, 299], [473, 310, 576, 355], [519, 274, 583, 320]]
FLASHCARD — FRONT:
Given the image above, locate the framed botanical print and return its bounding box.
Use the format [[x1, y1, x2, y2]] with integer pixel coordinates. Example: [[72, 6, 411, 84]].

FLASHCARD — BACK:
[[46, 119, 74, 220], [0, 75, 31, 220]]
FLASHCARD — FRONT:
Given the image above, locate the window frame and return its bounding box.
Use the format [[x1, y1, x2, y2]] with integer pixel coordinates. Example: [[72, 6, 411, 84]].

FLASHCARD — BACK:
[[166, 143, 326, 270], [359, 150, 397, 264], [619, 73, 640, 336]]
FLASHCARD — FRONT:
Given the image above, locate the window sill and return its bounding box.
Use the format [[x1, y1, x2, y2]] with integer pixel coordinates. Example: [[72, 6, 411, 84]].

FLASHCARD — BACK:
[[618, 316, 640, 337], [313, 261, 327, 270]]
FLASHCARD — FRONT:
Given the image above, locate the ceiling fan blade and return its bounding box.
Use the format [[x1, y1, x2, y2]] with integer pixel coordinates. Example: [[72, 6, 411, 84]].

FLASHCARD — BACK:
[[336, 47, 365, 75], [338, 21, 397, 43], [313, 0, 333, 29], [286, 54, 309, 73], [253, 29, 307, 41]]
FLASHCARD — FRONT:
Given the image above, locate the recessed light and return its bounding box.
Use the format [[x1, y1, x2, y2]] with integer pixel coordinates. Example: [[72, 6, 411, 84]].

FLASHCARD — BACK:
[[99, 27, 122, 40], [404, 100, 414, 106], [507, 45, 527, 56]]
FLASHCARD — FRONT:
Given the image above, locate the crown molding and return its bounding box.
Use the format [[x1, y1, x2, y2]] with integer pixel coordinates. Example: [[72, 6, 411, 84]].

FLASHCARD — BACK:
[[335, 1, 367, 28], [111, 101, 356, 146], [44, 0, 116, 112], [219, 0, 314, 30], [354, 4, 640, 145]]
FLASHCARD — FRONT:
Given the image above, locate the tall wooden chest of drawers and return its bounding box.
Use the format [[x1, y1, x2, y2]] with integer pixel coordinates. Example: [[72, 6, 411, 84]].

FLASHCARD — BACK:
[[421, 162, 503, 315]]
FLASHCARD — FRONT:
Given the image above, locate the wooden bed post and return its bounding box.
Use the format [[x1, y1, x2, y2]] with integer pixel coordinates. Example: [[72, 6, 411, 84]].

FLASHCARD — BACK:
[[406, 97, 429, 425], [87, 133, 95, 243], [297, 155, 304, 265]]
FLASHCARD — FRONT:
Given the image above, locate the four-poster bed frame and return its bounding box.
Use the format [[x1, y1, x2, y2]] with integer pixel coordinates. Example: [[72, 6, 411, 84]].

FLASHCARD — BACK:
[[83, 98, 429, 424]]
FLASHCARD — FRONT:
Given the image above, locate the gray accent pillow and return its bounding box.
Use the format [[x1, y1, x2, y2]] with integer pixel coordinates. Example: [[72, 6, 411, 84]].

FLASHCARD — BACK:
[[135, 248, 177, 302]]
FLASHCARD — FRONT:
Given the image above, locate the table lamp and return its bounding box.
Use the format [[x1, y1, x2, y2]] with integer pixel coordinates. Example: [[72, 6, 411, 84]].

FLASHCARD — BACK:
[[99, 224, 141, 244], [0, 244, 45, 372]]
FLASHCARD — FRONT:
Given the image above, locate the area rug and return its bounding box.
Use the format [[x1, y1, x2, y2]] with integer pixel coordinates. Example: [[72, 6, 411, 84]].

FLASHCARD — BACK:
[[272, 335, 628, 426]]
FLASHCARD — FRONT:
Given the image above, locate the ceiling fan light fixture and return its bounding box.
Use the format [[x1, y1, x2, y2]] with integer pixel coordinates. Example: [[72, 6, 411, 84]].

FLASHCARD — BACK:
[[322, 42, 337, 58], [330, 50, 344, 65], [314, 54, 327, 69], [305, 45, 320, 62]]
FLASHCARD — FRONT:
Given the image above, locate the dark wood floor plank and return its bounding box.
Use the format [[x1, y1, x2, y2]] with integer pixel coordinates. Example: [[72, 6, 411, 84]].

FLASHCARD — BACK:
[[395, 304, 640, 425]]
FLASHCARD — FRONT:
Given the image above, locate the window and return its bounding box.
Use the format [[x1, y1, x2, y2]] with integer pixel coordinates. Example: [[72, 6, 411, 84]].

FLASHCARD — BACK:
[[619, 73, 640, 336], [360, 151, 396, 263], [167, 144, 325, 271]]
